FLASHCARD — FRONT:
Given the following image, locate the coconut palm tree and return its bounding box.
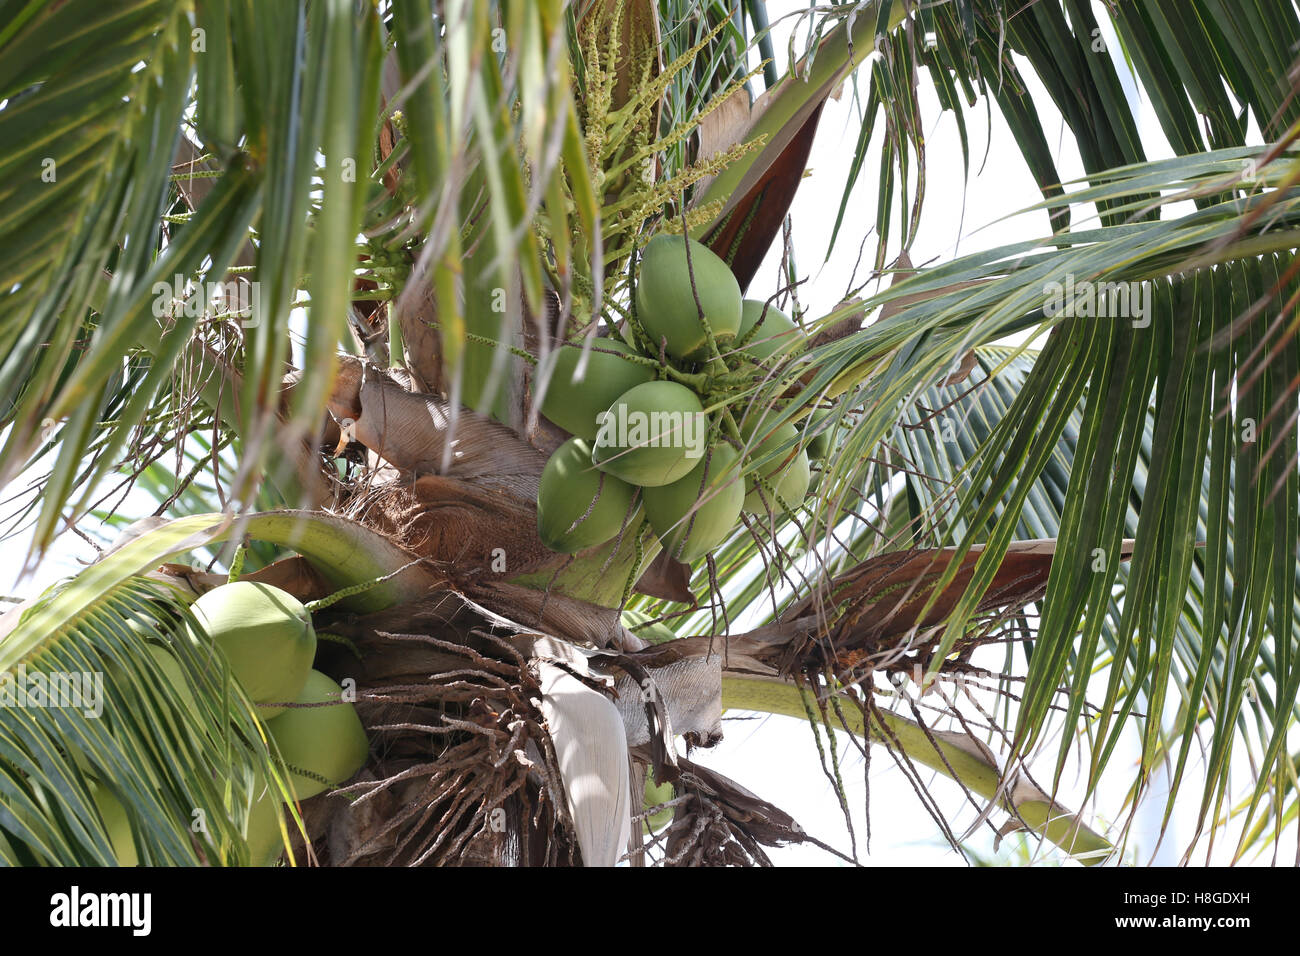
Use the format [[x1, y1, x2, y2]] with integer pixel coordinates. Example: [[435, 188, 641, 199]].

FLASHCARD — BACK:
[[0, 0, 1297, 867]]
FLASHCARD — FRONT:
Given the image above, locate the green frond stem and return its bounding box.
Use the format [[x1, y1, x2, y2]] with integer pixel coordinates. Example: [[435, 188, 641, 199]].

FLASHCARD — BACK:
[[721, 675, 1112, 864]]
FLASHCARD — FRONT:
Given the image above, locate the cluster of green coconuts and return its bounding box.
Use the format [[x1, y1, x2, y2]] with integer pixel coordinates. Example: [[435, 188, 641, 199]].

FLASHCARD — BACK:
[[537, 234, 830, 562], [91, 581, 368, 866]]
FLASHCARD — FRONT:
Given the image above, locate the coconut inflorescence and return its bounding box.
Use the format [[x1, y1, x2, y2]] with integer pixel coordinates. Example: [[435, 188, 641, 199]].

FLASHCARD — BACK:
[[532, 231, 832, 566]]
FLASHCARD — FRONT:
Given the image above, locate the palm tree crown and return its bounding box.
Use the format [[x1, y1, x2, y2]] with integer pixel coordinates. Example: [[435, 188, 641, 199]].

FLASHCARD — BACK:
[[0, 0, 1297, 867]]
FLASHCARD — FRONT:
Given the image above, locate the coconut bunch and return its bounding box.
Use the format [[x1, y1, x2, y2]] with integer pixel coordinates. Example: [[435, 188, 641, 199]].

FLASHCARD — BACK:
[[536, 233, 830, 564], [93, 581, 369, 865]]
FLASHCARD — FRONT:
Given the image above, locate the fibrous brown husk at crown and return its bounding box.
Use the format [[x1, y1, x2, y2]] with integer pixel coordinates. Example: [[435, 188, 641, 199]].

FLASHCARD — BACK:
[[325, 355, 550, 486], [324, 355, 566, 581], [345, 475, 556, 578], [295, 597, 582, 866], [323, 355, 680, 643]]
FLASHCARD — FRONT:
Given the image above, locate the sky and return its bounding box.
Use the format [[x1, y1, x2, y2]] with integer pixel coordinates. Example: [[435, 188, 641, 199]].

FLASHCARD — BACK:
[[688, 1, 1285, 867], [2, 2, 1292, 868]]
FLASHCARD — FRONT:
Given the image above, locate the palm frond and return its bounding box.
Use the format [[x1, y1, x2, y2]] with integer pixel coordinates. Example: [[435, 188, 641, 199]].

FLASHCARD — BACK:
[[0, 562, 278, 865]]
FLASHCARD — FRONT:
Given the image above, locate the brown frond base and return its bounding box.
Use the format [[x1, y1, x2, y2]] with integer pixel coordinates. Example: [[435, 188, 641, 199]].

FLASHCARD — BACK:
[[343, 476, 555, 579], [644, 757, 809, 867]]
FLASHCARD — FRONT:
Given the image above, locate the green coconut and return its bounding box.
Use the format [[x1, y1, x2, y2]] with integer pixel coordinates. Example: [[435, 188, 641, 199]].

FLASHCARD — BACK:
[[592, 381, 707, 487], [91, 784, 138, 867], [138, 642, 202, 783], [266, 670, 370, 802], [737, 299, 801, 364], [635, 234, 742, 361], [185, 582, 317, 720], [742, 420, 811, 513], [241, 772, 291, 867], [803, 408, 835, 460], [642, 771, 675, 834], [243, 799, 285, 867], [87, 637, 199, 790], [620, 609, 678, 645], [538, 338, 656, 439], [643, 442, 743, 562], [110, 618, 197, 713], [537, 437, 640, 554], [144, 642, 198, 713]]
